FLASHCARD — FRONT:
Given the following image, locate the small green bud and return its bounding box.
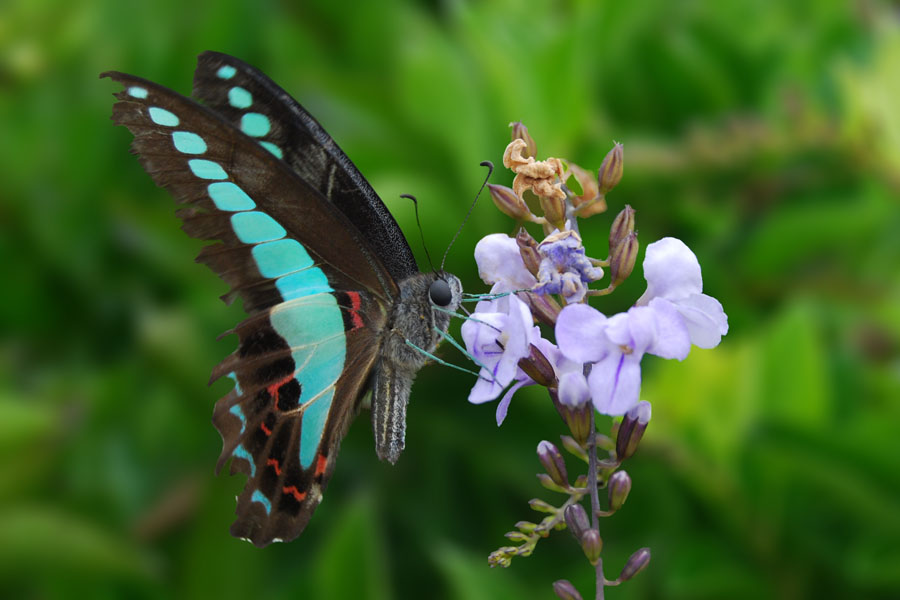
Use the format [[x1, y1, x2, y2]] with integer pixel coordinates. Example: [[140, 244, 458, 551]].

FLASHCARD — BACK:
[[537, 441, 569, 487], [504, 530, 529, 542], [528, 498, 556, 513], [552, 580, 584, 600], [510, 121, 537, 158], [609, 232, 639, 287], [598, 142, 624, 194], [514, 520, 538, 533], [515, 227, 542, 275], [488, 183, 532, 220], [618, 547, 651, 582], [580, 529, 603, 564], [560, 435, 588, 462], [536, 473, 567, 493], [608, 470, 632, 511], [563, 504, 590, 540], [608, 204, 635, 253]]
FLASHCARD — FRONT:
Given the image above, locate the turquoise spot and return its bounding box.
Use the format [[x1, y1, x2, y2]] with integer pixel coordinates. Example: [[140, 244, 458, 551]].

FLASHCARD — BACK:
[[226, 371, 243, 395], [276, 268, 332, 301], [233, 444, 255, 477], [228, 86, 252, 109], [251, 490, 272, 513], [230, 211, 287, 244], [172, 131, 207, 154], [229, 404, 246, 434], [300, 388, 335, 467], [259, 141, 283, 159], [127, 86, 148, 99], [217, 65, 237, 79], [188, 159, 227, 180], [148, 106, 179, 126], [251, 239, 314, 278], [241, 112, 271, 137], [208, 182, 255, 211]]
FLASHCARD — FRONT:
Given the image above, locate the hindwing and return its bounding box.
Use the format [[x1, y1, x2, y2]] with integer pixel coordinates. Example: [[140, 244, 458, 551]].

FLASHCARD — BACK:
[[103, 68, 400, 545]]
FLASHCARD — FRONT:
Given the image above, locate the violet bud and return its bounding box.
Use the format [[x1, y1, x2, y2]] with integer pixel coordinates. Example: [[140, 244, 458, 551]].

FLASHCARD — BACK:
[[518, 344, 556, 388], [510, 121, 537, 158], [515, 227, 542, 276], [618, 547, 651, 582], [551, 388, 592, 446], [607, 470, 632, 511], [580, 529, 603, 564], [598, 142, 624, 194], [563, 503, 591, 540], [523, 292, 562, 327], [616, 401, 651, 461], [608, 204, 635, 253], [488, 183, 532, 221], [609, 231, 639, 287], [537, 440, 569, 488], [552, 580, 583, 600]]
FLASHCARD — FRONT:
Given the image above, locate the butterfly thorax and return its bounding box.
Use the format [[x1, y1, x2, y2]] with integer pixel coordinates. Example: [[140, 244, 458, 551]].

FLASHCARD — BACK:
[[372, 270, 461, 463]]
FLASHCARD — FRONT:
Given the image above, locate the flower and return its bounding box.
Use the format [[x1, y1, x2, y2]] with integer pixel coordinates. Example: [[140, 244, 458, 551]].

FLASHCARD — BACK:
[[635, 237, 728, 348], [474, 233, 537, 293], [533, 230, 604, 303]]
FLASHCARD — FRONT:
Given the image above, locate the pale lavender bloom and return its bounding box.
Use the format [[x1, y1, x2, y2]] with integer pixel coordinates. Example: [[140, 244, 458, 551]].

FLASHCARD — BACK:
[[474, 233, 536, 293], [556, 301, 690, 415], [636, 237, 728, 348], [462, 294, 538, 409], [533, 230, 604, 303]]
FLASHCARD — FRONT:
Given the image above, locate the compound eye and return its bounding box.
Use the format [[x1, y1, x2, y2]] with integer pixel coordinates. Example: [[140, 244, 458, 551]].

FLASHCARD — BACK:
[[429, 279, 452, 306]]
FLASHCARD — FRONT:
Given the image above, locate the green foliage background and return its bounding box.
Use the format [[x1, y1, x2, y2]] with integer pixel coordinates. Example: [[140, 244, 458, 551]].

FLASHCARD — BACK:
[[2, 0, 899, 598]]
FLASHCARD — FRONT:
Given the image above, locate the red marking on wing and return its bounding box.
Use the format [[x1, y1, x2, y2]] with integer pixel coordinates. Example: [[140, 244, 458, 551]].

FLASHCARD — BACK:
[[283, 485, 307, 502], [267, 374, 294, 411], [346, 291, 364, 330], [266, 457, 281, 475], [260, 422, 272, 436], [315, 453, 328, 478]]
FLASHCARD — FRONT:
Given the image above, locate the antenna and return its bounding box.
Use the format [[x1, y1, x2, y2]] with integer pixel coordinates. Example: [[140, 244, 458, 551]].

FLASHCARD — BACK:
[[440, 161, 493, 271], [400, 194, 437, 274]]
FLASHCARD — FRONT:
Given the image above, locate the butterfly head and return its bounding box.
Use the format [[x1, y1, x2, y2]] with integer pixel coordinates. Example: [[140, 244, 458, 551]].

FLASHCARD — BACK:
[[429, 272, 463, 312]]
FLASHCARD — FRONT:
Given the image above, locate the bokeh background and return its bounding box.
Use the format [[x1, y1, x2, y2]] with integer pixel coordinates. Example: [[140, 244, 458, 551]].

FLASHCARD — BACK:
[[2, 0, 899, 598]]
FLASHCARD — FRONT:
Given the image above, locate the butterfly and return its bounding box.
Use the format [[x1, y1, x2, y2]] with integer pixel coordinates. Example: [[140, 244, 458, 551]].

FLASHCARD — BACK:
[[102, 52, 462, 546]]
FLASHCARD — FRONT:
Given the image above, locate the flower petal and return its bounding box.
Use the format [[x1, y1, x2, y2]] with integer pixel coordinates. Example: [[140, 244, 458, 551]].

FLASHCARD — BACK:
[[646, 298, 691, 360], [558, 370, 590, 407], [588, 351, 642, 416], [638, 237, 702, 303], [556, 303, 609, 363], [474, 233, 536, 291], [672, 293, 729, 348], [496, 379, 531, 425]]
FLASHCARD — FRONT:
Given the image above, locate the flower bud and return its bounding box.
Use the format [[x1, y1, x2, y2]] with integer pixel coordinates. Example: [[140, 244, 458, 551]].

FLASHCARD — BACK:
[[608, 204, 635, 253], [580, 529, 603, 564], [537, 440, 569, 488], [598, 142, 624, 194], [515, 520, 538, 533], [607, 470, 632, 511], [552, 580, 583, 600], [609, 232, 639, 287], [523, 292, 562, 327], [536, 473, 567, 493], [518, 344, 555, 387], [515, 227, 542, 275], [560, 435, 588, 463], [616, 400, 651, 461], [539, 193, 567, 231], [564, 503, 590, 540], [618, 547, 651, 582], [510, 121, 537, 158], [488, 183, 532, 220]]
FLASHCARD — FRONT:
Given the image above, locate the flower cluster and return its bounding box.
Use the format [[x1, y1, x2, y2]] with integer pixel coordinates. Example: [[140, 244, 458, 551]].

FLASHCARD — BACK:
[[463, 123, 728, 598]]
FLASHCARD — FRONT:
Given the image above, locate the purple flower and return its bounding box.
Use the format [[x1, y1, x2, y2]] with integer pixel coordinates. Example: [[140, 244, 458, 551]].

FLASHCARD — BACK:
[[533, 230, 604, 303], [462, 294, 538, 408], [474, 233, 537, 293], [636, 237, 728, 348], [556, 302, 690, 415]]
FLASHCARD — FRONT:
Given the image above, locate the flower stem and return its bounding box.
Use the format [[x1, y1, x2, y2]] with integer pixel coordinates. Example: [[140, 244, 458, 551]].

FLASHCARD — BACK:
[[588, 409, 604, 600]]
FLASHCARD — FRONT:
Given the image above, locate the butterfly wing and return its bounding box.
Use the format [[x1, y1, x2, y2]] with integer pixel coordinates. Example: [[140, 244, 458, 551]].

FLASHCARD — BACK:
[[103, 70, 397, 545]]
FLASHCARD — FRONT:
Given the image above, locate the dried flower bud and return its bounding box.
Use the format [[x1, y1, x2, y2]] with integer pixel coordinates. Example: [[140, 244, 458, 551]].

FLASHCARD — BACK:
[[564, 504, 590, 540], [488, 184, 532, 220], [539, 193, 567, 231], [616, 400, 651, 461], [515, 227, 542, 275], [609, 232, 639, 287], [552, 580, 583, 600], [510, 121, 537, 158], [608, 470, 632, 511], [618, 547, 651, 582], [518, 344, 555, 387], [598, 142, 624, 194], [537, 441, 569, 488], [580, 529, 603, 564], [568, 162, 599, 205], [608, 204, 635, 252]]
